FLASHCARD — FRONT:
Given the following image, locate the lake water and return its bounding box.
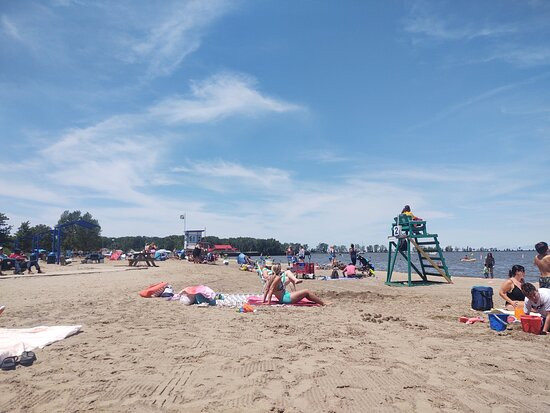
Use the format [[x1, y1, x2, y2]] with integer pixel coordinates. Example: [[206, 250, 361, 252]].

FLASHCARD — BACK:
[[269, 251, 540, 282]]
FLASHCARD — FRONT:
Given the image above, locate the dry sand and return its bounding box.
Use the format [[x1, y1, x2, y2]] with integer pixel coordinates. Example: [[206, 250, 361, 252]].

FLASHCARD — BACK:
[[0, 259, 549, 412]]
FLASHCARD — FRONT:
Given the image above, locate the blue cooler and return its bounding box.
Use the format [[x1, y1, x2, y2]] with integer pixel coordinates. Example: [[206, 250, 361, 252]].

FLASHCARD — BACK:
[[471, 286, 493, 311]]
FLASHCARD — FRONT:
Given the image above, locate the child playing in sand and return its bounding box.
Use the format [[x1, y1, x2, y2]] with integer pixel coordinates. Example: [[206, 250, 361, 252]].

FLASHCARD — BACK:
[[521, 283, 550, 335], [263, 264, 325, 306]]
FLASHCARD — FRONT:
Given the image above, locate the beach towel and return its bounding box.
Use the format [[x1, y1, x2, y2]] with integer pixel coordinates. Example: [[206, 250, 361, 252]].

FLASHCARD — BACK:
[[0, 325, 81, 363], [181, 285, 216, 300], [109, 250, 122, 260], [247, 295, 318, 306], [216, 293, 258, 307]]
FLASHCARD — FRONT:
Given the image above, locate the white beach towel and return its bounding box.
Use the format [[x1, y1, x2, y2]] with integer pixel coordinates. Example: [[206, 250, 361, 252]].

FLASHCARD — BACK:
[[0, 325, 81, 363]]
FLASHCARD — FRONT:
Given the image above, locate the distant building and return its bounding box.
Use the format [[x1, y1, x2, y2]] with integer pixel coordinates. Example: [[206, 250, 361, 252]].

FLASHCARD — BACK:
[[185, 229, 205, 250]]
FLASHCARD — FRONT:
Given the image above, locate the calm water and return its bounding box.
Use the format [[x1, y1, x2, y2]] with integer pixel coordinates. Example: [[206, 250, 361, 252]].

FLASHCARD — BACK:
[[270, 251, 540, 282]]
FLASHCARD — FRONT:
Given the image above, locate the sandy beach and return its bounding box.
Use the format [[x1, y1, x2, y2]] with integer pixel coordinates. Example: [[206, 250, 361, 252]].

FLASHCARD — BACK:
[[0, 259, 548, 413]]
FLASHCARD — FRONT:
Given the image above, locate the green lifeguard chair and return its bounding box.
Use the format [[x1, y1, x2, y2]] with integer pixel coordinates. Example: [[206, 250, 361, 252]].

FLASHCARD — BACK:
[[386, 214, 452, 286]]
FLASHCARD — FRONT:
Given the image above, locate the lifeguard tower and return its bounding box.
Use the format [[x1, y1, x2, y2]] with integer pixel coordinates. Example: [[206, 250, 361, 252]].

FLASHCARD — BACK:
[[386, 214, 452, 286]]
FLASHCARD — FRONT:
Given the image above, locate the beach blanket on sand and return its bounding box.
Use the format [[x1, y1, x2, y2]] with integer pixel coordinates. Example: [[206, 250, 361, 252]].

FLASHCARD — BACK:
[[181, 285, 216, 300], [247, 295, 318, 306], [109, 250, 122, 260], [0, 325, 81, 363]]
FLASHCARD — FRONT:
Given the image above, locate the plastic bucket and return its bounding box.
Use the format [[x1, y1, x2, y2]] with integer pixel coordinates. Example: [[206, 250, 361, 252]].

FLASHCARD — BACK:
[[514, 306, 525, 319], [488, 313, 508, 331], [520, 315, 542, 335]]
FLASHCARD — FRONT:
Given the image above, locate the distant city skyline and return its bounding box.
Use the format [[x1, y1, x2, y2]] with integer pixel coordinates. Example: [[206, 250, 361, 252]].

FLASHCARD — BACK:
[[1, 1, 549, 249]]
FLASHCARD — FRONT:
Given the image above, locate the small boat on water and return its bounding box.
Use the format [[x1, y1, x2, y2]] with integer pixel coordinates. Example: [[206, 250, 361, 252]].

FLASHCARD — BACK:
[[460, 255, 477, 262]]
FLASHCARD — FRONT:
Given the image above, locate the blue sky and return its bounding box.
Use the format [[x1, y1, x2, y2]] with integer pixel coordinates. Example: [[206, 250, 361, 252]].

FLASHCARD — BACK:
[[1, 0, 549, 249]]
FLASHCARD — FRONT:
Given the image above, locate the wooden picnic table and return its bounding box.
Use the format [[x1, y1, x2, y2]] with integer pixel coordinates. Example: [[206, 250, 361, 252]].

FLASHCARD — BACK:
[[128, 252, 158, 267]]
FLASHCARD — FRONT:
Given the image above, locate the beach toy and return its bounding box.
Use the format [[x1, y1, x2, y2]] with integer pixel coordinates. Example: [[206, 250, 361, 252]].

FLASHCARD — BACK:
[[520, 315, 542, 335], [514, 306, 525, 319], [488, 313, 508, 331], [237, 304, 254, 313], [459, 316, 485, 324]]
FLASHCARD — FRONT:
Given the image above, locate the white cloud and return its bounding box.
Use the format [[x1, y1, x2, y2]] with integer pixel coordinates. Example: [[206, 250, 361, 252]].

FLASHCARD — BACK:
[[149, 73, 302, 123], [479, 47, 550, 67], [0, 70, 304, 237], [1, 15, 23, 41], [173, 160, 292, 193], [306, 150, 351, 164], [404, 16, 516, 41], [128, 0, 233, 77]]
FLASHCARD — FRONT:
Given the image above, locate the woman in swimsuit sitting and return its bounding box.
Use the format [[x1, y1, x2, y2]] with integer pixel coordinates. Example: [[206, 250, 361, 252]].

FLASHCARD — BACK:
[[499, 264, 526, 310], [263, 264, 325, 306]]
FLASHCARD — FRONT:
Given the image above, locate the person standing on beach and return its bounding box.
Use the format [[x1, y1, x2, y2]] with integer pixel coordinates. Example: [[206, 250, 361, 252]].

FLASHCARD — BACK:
[[286, 246, 293, 267], [192, 245, 202, 263], [534, 242, 550, 288], [328, 245, 336, 266], [298, 246, 305, 262], [349, 244, 357, 266], [27, 250, 43, 274], [484, 253, 495, 279]]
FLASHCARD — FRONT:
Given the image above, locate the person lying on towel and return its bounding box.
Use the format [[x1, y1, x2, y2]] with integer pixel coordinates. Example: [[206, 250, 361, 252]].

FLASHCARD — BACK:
[[263, 264, 325, 306]]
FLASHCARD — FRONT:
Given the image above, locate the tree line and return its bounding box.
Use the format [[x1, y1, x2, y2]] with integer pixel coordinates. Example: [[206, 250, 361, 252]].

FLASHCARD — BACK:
[[0, 210, 102, 253], [1, 211, 510, 255]]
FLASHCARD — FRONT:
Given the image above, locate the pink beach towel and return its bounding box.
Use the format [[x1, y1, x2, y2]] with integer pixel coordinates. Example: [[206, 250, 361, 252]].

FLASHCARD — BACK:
[[247, 295, 319, 306], [109, 250, 122, 260], [181, 285, 216, 300]]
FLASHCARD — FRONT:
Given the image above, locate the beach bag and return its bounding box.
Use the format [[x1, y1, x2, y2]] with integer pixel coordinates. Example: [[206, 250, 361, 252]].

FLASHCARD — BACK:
[[160, 285, 174, 297], [331, 269, 339, 279], [471, 286, 493, 311]]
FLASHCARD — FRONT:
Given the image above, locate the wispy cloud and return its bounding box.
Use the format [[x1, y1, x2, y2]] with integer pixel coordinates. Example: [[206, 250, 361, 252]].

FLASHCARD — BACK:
[[126, 0, 233, 77], [150, 73, 302, 123], [477, 47, 550, 67], [407, 71, 550, 132], [173, 160, 292, 192], [0, 1, 235, 84], [404, 16, 516, 41], [0, 70, 302, 234], [305, 150, 351, 164], [1, 15, 23, 41]]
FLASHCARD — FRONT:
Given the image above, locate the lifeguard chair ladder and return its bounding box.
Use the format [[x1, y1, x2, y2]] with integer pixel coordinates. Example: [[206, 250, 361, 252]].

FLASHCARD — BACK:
[[386, 214, 452, 286]]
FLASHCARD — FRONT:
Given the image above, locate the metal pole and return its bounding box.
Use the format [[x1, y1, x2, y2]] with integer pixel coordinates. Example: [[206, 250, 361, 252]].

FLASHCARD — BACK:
[[180, 214, 186, 250]]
